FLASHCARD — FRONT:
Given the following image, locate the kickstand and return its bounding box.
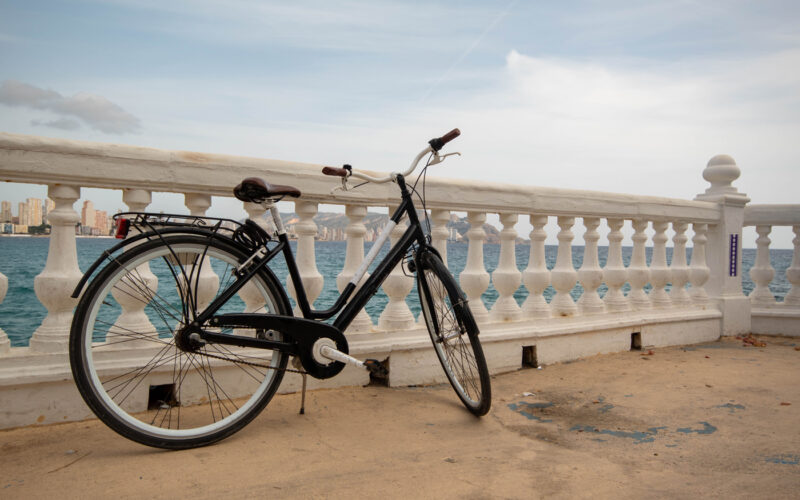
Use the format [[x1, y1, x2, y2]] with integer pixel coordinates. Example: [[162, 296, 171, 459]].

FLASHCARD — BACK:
[[299, 372, 307, 415]]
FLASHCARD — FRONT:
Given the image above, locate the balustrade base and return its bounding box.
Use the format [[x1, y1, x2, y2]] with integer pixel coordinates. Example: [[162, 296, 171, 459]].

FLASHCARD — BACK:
[[0, 308, 727, 430], [751, 308, 800, 337]]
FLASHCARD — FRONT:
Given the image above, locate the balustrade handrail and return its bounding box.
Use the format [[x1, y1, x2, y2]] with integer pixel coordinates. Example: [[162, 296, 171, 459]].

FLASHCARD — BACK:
[[744, 204, 800, 226], [1, 132, 720, 222]]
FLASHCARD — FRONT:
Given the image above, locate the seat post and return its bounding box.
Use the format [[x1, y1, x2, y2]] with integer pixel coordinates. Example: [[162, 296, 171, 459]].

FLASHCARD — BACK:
[[265, 201, 286, 236]]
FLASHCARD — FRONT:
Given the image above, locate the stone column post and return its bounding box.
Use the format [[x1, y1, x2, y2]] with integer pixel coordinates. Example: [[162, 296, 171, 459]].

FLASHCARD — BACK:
[[378, 205, 415, 330], [550, 216, 578, 317], [577, 217, 605, 314], [287, 201, 324, 316], [603, 218, 629, 312], [0, 271, 9, 353], [669, 221, 692, 307], [490, 213, 522, 322], [29, 185, 82, 353], [337, 204, 373, 333], [784, 226, 800, 307], [695, 154, 751, 335], [460, 212, 490, 323], [521, 215, 551, 318]]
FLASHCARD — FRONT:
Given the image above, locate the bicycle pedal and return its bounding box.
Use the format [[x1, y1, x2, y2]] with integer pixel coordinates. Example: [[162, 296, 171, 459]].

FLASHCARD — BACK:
[[364, 359, 388, 378]]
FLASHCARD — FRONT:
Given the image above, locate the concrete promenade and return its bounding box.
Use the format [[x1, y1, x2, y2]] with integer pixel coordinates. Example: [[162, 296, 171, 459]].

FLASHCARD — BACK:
[[2, 335, 798, 499]]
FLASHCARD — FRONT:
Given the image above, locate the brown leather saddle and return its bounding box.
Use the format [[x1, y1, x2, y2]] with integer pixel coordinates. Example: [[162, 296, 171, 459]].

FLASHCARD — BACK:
[[233, 177, 301, 202]]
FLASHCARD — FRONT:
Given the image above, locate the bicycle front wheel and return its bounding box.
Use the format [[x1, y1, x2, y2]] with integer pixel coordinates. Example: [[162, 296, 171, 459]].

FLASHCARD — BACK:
[[417, 253, 491, 416], [70, 234, 290, 449]]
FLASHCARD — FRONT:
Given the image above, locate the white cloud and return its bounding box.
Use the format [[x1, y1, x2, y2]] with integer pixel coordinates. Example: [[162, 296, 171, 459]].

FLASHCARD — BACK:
[[0, 80, 141, 134]]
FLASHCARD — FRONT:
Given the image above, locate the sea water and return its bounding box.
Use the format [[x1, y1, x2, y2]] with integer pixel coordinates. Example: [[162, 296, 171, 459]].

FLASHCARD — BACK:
[[0, 237, 792, 347]]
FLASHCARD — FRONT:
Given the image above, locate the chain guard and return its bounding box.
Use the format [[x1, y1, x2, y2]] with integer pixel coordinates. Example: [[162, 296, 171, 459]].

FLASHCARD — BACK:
[[206, 314, 348, 379]]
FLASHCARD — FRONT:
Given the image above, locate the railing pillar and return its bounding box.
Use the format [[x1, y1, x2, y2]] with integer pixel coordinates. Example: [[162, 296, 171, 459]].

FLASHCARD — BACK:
[[750, 225, 776, 306], [522, 215, 551, 318], [577, 217, 604, 314], [695, 154, 751, 335], [184, 193, 219, 311], [239, 202, 273, 315], [689, 223, 710, 306], [430, 209, 450, 266], [378, 204, 415, 330], [29, 184, 82, 353], [603, 218, 629, 312], [550, 216, 578, 317], [460, 212, 490, 323], [0, 271, 8, 353], [670, 221, 692, 306], [785, 225, 800, 307], [628, 219, 651, 310], [107, 189, 158, 347], [288, 201, 324, 315], [337, 204, 373, 333], [649, 221, 672, 308], [490, 213, 521, 322]]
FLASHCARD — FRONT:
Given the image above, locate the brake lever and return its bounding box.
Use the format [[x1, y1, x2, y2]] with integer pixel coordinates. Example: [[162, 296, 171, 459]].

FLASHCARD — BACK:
[[427, 151, 461, 166]]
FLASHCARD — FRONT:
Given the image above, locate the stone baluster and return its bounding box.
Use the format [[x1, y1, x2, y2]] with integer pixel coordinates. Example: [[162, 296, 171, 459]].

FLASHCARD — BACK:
[[430, 209, 450, 267], [184, 194, 219, 311], [29, 185, 82, 353], [577, 217, 604, 314], [649, 221, 672, 308], [0, 271, 9, 353], [550, 216, 578, 317], [750, 225, 776, 306], [337, 204, 373, 333], [784, 226, 800, 307], [490, 213, 522, 322], [459, 212, 490, 323], [107, 190, 158, 346], [378, 205, 415, 330], [238, 202, 272, 315], [603, 218, 629, 312], [287, 201, 324, 316], [689, 223, 710, 306], [669, 222, 691, 307], [522, 215, 551, 318], [628, 219, 651, 310]]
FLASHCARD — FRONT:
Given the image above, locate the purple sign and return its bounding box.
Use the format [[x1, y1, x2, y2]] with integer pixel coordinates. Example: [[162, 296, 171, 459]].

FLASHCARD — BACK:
[[729, 234, 739, 277]]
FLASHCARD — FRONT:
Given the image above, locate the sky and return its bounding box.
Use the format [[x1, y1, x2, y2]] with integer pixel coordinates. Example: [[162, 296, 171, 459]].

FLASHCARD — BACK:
[[0, 0, 798, 247]]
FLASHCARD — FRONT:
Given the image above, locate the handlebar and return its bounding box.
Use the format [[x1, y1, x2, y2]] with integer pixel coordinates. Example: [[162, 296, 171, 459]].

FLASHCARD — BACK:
[[321, 128, 460, 184]]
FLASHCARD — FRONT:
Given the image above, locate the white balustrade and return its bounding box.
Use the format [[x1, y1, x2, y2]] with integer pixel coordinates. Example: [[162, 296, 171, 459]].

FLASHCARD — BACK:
[[184, 193, 220, 311], [689, 223, 710, 306], [577, 217, 604, 314], [459, 212, 490, 323], [628, 219, 651, 310], [287, 201, 324, 315], [107, 189, 158, 347], [337, 204, 373, 333], [649, 221, 672, 308], [750, 225, 776, 306], [239, 201, 272, 315], [785, 225, 800, 307], [430, 209, 450, 266], [0, 271, 8, 353], [29, 185, 83, 353], [490, 213, 522, 322], [550, 216, 578, 317], [669, 221, 691, 306], [603, 218, 629, 312], [521, 215, 551, 318], [378, 205, 415, 330]]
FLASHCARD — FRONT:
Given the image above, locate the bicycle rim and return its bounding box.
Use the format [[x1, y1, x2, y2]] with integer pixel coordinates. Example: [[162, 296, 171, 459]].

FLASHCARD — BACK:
[[418, 256, 491, 415], [70, 236, 289, 448]]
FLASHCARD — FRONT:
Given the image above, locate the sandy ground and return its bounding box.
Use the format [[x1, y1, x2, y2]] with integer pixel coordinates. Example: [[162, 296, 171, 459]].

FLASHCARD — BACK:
[[2, 335, 799, 499]]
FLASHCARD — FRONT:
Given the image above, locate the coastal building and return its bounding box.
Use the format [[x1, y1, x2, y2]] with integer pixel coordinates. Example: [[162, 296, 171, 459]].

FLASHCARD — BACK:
[[0, 201, 10, 223], [25, 198, 42, 227]]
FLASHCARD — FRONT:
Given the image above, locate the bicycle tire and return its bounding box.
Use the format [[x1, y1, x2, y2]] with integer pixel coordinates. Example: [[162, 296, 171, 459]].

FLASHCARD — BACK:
[[416, 252, 491, 416], [69, 234, 291, 449]]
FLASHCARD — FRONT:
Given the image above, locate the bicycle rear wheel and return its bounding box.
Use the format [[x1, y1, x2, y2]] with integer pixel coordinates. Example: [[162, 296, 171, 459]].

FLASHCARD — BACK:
[[416, 252, 491, 416], [70, 234, 290, 449]]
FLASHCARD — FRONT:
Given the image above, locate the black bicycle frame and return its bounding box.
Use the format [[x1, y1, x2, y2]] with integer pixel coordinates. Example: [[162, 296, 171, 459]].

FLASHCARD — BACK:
[[193, 174, 430, 334]]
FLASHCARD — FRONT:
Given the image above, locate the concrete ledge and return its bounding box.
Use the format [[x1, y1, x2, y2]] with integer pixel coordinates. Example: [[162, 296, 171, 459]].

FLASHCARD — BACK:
[[751, 307, 800, 337], [0, 308, 721, 430]]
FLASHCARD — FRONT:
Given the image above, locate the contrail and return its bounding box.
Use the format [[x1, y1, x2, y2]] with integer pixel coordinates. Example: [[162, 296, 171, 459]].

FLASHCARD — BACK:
[[420, 0, 517, 103]]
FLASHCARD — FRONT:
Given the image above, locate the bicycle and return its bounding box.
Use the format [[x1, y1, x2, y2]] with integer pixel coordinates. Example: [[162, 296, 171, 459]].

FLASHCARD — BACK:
[[69, 128, 491, 449]]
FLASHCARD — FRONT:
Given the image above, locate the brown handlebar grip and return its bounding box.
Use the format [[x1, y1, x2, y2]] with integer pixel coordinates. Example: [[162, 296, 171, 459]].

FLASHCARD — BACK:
[[440, 128, 461, 145], [429, 128, 461, 151], [322, 166, 348, 177]]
